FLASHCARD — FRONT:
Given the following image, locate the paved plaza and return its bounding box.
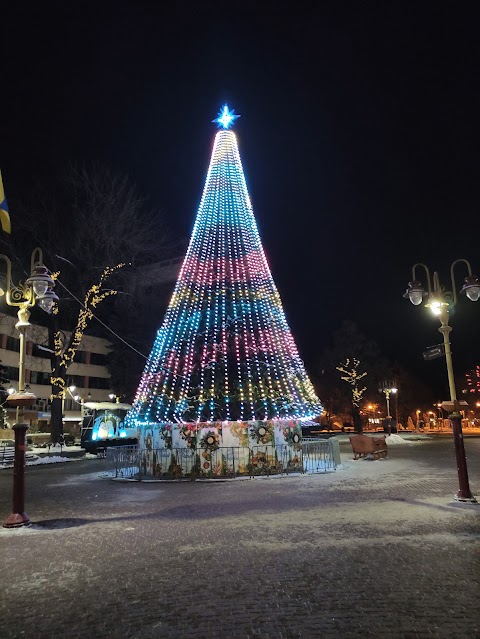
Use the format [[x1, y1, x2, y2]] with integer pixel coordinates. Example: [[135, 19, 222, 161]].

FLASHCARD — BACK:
[[1, 437, 479, 638]]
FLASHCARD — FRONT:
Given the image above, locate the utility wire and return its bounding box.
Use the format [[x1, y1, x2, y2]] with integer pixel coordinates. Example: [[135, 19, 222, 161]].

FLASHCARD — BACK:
[[54, 277, 186, 378], [55, 277, 148, 360]]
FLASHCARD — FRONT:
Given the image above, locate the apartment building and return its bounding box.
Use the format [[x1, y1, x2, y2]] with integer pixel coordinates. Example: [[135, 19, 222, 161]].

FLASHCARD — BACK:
[[0, 312, 113, 429]]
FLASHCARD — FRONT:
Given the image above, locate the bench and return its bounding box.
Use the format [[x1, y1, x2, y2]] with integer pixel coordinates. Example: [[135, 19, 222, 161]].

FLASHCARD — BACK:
[[349, 434, 388, 460]]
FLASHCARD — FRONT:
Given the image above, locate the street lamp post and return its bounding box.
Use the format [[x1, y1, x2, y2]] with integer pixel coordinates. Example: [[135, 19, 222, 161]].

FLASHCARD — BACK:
[[435, 403, 443, 428], [378, 380, 397, 434], [394, 389, 399, 427], [74, 392, 92, 420], [404, 258, 480, 503], [61, 383, 78, 439], [73, 394, 85, 418], [1, 248, 58, 527]]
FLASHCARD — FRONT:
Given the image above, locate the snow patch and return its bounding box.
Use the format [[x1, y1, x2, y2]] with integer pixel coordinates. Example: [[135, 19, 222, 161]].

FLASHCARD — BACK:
[[29, 455, 74, 465], [386, 434, 416, 445], [31, 444, 82, 454], [0, 455, 76, 469]]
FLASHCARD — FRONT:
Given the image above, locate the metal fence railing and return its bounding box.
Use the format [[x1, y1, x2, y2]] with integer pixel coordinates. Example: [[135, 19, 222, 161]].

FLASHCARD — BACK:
[[0, 446, 15, 466], [302, 439, 337, 473], [105, 445, 139, 479], [105, 439, 336, 481], [0, 445, 39, 466]]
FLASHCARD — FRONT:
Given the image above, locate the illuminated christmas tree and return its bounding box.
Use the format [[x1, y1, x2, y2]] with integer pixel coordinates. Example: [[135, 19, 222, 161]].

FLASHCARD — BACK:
[[130, 105, 322, 426]]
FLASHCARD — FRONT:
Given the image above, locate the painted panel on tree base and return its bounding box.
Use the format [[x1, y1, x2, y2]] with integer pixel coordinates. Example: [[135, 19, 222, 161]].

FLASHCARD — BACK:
[[136, 420, 303, 478]]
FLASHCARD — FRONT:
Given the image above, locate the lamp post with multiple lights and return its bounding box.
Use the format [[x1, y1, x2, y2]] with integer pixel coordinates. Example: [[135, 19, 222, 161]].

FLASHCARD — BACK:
[[1, 248, 58, 527], [378, 380, 397, 434], [404, 258, 479, 503]]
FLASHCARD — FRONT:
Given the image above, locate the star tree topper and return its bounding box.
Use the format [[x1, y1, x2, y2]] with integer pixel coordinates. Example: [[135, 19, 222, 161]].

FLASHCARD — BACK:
[[212, 104, 240, 129]]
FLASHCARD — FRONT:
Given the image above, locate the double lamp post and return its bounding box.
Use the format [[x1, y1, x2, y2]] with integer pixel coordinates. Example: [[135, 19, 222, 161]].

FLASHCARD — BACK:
[[1, 248, 58, 527], [404, 258, 479, 503]]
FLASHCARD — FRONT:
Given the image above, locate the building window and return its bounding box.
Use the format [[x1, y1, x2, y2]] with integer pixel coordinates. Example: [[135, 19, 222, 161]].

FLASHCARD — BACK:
[[70, 375, 85, 388], [5, 336, 20, 352], [63, 398, 79, 412], [30, 371, 51, 385], [75, 351, 87, 364], [5, 366, 19, 381], [88, 376, 111, 390], [89, 352, 107, 366]]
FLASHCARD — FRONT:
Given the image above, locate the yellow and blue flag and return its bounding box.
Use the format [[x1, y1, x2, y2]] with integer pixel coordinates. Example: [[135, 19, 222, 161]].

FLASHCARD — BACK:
[[0, 170, 12, 234]]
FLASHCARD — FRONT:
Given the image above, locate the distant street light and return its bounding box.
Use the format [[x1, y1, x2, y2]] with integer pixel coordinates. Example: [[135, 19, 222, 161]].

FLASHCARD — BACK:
[[62, 383, 77, 423], [1, 248, 58, 527], [435, 403, 443, 426], [69, 391, 88, 419], [404, 258, 479, 503]]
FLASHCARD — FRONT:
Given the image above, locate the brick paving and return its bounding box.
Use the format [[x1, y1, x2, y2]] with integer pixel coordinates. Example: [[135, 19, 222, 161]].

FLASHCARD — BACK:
[[0, 437, 479, 638]]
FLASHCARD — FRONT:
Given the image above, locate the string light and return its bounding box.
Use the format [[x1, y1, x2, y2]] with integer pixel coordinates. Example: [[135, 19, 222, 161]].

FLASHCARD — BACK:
[[465, 366, 480, 394], [336, 359, 367, 408], [50, 263, 125, 398], [129, 107, 322, 426]]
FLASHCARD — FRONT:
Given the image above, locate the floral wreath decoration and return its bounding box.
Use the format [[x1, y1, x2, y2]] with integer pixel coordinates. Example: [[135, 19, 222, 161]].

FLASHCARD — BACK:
[[250, 422, 273, 445], [160, 424, 173, 448], [180, 423, 197, 449], [283, 427, 301, 445], [200, 430, 220, 452]]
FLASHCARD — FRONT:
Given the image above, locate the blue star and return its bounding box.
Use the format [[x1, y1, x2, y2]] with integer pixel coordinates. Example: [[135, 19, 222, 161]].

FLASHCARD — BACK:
[[212, 104, 240, 129]]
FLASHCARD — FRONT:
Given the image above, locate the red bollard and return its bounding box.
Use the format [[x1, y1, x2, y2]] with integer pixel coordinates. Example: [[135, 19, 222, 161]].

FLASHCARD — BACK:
[[3, 423, 30, 528], [450, 415, 477, 503]]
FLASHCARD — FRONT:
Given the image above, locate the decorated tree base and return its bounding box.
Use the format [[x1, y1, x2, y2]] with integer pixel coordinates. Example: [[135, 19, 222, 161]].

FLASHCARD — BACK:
[[137, 420, 303, 479]]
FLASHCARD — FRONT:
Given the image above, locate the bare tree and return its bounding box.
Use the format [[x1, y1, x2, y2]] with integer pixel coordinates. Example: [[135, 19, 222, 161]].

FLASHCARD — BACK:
[[336, 358, 367, 433], [4, 164, 172, 443]]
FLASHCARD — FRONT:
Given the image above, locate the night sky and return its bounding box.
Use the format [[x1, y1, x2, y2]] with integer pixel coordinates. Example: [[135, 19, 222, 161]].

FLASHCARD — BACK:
[[2, 3, 479, 396]]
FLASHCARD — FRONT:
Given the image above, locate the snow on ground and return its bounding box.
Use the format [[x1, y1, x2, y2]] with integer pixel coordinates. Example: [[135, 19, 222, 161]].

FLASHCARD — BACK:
[[334, 432, 423, 447], [31, 444, 83, 454], [28, 456, 75, 465], [0, 446, 100, 469], [386, 434, 417, 445], [0, 455, 77, 469], [30, 445, 98, 461]]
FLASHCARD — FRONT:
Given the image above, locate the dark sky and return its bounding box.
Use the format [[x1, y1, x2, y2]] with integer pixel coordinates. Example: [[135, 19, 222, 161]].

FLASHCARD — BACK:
[[2, 2, 480, 396]]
